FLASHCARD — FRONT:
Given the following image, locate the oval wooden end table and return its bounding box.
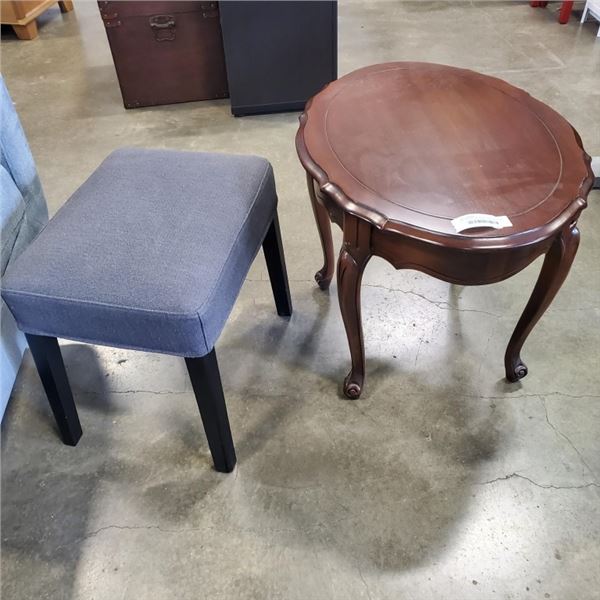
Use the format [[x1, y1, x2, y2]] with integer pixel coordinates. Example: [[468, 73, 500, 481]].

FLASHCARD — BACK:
[[296, 62, 594, 399]]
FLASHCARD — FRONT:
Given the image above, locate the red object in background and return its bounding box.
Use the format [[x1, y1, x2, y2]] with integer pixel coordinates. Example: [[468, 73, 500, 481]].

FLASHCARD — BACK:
[[530, 0, 574, 24], [558, 0, 574, 23]]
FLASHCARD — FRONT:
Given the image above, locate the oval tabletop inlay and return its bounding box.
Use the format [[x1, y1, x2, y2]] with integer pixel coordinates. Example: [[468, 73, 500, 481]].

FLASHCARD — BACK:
[[298, 62, 592, 242]]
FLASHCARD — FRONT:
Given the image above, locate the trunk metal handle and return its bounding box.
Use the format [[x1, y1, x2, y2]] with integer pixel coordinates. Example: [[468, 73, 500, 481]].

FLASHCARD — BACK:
[[149, 15, 175, 41]]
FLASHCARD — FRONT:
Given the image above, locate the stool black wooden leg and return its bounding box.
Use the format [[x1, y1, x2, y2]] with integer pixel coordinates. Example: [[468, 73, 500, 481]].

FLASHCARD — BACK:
[[262, 212, 293, 317], [25, 334, 82, 446], [185, 350, 236, 473]]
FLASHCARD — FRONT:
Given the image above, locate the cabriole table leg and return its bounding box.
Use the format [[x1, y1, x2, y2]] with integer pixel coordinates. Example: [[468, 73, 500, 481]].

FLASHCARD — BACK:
[[307, 173, 335, 290], [505, 223, 580, 381], [337, 217, 371, 399]]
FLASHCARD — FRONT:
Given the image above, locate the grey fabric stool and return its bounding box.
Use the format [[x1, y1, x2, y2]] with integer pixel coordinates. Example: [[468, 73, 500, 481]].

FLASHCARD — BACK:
[[1, 148, 292, 473]]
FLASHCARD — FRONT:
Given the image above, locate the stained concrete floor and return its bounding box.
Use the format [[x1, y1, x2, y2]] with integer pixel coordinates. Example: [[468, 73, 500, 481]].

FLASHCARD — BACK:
[[1, 1, 599, 599]]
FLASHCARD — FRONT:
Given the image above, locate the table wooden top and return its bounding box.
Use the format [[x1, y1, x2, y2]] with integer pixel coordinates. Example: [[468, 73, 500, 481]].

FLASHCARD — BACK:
[[296, 62, 594, 250]]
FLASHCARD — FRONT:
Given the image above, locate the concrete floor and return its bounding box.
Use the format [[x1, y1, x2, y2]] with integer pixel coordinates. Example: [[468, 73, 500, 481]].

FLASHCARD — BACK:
[[1, 1, 599, 599]]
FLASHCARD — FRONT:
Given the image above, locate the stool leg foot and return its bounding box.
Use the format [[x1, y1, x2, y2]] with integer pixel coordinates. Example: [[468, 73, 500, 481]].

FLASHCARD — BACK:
[[262, 211, 293, 317], [186, 350, 236, 473], [504, 224, 580, 382], [25, 334, 82, 445]]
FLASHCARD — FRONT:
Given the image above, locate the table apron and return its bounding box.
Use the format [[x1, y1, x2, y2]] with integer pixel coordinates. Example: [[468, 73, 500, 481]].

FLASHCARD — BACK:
[[316, 185, 570, 285], [370, 227, 553, 286]]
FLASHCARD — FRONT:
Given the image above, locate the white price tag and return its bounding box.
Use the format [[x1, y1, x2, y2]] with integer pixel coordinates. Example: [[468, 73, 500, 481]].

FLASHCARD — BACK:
[[451, 213, 512, 233]]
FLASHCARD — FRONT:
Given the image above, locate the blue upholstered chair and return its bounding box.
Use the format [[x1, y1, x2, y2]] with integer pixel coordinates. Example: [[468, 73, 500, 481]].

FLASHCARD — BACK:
[[2, 148, 292, 472], [0, 76, 49, 420]]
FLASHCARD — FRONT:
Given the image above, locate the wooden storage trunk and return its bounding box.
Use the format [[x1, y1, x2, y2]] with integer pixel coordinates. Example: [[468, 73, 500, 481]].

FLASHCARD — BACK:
[[98, 1, 228, 109]]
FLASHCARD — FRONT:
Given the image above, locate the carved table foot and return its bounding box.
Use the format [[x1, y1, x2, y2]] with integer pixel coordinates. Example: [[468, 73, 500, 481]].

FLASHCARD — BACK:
[[504, 223, 580, 382], [315, 266, 332, 291], [343, 370, 364, 399], [505, 357, 528, 382]]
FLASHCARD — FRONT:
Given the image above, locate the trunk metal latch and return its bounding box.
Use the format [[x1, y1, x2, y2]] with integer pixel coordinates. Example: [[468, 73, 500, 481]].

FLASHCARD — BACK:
[[149, 15, 176, 41]]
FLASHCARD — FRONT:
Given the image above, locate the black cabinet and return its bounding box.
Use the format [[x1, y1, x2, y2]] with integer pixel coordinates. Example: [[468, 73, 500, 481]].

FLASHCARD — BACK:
[[219, 1, 337, 116]]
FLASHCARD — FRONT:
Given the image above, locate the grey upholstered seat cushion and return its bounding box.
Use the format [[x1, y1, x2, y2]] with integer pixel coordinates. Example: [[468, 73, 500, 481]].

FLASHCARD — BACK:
[[2, 148, 277, 357]]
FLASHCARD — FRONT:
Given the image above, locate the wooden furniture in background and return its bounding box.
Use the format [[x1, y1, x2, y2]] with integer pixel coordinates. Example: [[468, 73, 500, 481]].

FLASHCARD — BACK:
[[296, 62, 594, 399], [98, 1, 228, 109], [1, 0, 73, 40]]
